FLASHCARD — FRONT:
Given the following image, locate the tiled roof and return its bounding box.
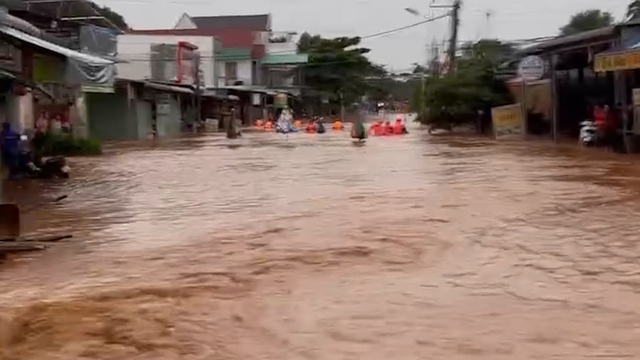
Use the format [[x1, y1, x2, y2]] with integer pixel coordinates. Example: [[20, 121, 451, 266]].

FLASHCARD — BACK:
[[190, 14, 270, 31]]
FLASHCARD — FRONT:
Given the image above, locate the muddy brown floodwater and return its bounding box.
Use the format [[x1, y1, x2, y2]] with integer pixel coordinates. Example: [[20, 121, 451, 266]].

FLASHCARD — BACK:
[[3, 122, 640, 359]]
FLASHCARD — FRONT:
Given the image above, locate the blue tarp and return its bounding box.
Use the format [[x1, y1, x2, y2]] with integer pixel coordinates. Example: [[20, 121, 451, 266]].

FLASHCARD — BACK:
[[597, 34, 640, 55]]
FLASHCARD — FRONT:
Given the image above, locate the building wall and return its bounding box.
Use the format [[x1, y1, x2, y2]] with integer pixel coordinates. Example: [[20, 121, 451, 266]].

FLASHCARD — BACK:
[[265, 32, 297, 54], [155, 93, 181, 137], [266, 42, 297, 54], [117, 34, 217, 87], [217, 59, 253, 86], [135, 99, 153, 138]]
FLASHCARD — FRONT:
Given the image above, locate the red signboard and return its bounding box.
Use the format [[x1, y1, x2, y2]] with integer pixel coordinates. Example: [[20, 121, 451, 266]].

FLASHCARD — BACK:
[[176, 41, 198, 85]]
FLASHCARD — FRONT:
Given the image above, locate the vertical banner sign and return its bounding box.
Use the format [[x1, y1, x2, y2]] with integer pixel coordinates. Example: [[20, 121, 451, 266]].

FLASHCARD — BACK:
[[491, 103, 525, 139], [177, 41, 198, 85]]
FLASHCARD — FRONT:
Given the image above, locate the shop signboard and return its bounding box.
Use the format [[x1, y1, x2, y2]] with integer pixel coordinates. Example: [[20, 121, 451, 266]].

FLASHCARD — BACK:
[[81, 85, 114, 93], [274, 92, 287, 108], [177, 41, 198, 85], [594, 50, 640, 72], [156, 93, 171, 115], [252, 93, 261, 106], [517, 56, 545, 81], [491, 103, 525, 139]]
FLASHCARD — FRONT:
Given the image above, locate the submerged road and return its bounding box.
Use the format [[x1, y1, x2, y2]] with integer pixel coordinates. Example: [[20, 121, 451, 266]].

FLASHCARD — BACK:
[[2, 121, 640, 359]]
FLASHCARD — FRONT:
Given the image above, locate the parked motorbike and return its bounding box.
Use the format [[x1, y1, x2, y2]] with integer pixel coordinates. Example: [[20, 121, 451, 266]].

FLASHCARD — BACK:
[[579, 120, 597, 147], [17, 135, 70, 179]]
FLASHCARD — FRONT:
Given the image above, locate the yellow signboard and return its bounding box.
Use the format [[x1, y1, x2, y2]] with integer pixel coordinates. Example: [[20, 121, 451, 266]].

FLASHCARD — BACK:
[[594, 50, 640, 72], [491, 103, 524, 139]]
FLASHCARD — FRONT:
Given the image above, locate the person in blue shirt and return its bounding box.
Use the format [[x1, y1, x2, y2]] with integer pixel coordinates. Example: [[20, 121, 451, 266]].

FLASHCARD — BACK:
[[1, 122, 20, 176]]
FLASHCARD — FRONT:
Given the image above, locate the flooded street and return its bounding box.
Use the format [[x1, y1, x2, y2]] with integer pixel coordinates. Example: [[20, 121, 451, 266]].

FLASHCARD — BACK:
[[3, 122, 640, 359]]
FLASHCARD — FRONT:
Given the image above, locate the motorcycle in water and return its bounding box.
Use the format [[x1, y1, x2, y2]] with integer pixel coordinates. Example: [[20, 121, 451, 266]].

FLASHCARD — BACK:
[[315, 117, 326, 134], [579, 120, 597, 147], [17, 135, 70, 179]]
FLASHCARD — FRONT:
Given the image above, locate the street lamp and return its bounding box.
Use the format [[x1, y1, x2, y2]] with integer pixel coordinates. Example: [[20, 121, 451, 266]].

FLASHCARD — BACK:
[[404, 7, 421, 17]]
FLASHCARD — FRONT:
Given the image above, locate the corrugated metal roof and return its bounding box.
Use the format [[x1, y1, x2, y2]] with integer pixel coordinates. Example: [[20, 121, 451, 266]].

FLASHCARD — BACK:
[[522, 26, 616, 54], [596, 33, 640, 55], [0, 25, 112, 65], [190, 14, 270, 31], [144, 81, 193, 94], [262, 53, 308, 65], [21, 0, 120, 31]]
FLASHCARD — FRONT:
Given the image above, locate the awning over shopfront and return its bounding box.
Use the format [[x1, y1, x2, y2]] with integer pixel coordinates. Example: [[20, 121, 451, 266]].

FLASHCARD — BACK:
[[144, 81, 193, 95], [594, 34, 640, 72], [0, 24, 116, 86], [262, 53, 308, 65]]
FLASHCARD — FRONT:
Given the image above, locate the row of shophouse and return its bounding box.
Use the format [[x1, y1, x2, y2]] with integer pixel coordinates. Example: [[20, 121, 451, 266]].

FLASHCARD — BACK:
[[503, 18, 640, 152], [0, 0, 307, 141]]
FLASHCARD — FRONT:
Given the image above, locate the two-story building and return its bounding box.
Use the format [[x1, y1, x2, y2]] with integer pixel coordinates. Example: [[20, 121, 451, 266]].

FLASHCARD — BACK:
[[127, 13, 308, 124], [0, 0, 118, 137]]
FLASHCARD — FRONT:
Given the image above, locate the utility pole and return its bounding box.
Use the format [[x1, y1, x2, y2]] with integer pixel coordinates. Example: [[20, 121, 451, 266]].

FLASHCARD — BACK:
[[194, 52, 202, 129], [431, 0, 462, 73], [447, 0, 461, 72]]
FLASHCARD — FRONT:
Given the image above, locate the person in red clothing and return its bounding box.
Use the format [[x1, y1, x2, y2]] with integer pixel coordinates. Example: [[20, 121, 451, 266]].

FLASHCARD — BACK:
[[393, 118, 406, 134], [383, 121, 393, 135], [593, 105, 606, 128], [369, 121, 383, 135], [593, 104, 621, 148], [305, 120, 316, 133]]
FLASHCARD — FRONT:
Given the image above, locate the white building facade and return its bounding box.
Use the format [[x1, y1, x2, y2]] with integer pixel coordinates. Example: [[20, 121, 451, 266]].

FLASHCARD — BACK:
[[116, 34, 219, 87]]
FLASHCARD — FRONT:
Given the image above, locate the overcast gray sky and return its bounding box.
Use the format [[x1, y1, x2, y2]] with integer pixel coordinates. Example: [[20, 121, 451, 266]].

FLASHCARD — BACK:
[[101, 0, 632, 71]]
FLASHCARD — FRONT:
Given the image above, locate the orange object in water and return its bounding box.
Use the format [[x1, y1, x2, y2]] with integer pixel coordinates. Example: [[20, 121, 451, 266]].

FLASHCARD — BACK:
[[255, 119, 264, 127], [264, 121, 273, 130], [306, 121, 316, 133], [333, 120, 343, 130], [380, 121, 392, 135], [294, 120, 302, 128], [369, 122, 383, 136], [393, 119, 404, 134]]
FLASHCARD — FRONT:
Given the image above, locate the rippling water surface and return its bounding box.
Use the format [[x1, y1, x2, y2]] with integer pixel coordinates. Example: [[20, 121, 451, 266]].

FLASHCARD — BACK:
[[2, 121, 640, 359]]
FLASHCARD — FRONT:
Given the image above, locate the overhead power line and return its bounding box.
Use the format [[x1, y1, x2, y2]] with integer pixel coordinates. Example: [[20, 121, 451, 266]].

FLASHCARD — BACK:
[[359, 12, 451, 40]]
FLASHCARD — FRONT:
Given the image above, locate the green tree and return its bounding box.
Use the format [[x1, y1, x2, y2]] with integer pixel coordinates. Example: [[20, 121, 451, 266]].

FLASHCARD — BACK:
[[298, 33, 378, 109], [627, 0, 640, 20], [559, 9, 614, 36], [412, 39, 515, 127], [92, 3, 129, 30]]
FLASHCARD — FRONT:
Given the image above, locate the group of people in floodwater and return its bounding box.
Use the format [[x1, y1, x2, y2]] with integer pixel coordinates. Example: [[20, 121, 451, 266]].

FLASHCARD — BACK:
[[255, 111, 345, 134], [368, 119, 408, 136], [255, 113, 407, 138]]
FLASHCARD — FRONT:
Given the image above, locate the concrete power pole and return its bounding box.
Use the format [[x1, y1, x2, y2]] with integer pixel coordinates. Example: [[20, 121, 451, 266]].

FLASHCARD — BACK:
[[447, 0, 461, 72], [431, 0, 462, 73]]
